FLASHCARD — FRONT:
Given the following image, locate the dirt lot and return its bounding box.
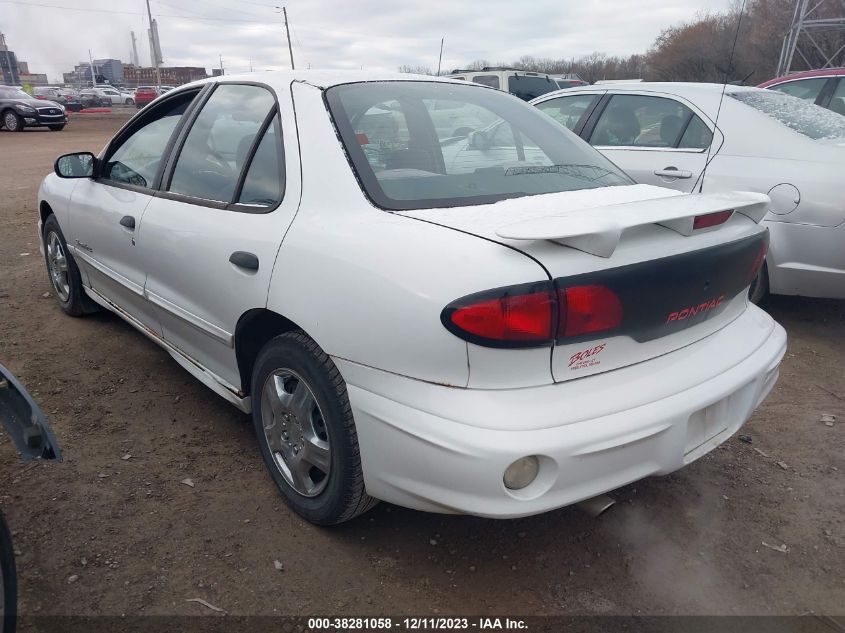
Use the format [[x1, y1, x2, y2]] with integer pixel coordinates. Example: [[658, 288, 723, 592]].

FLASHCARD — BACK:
[[0, 115, 843, 618]]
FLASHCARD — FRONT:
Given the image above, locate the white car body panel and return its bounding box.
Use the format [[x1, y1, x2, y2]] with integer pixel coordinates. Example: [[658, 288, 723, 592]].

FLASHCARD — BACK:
[[339, 305, 784, 515], [35, 71, 788, 518], [532, 83, 845, 298]]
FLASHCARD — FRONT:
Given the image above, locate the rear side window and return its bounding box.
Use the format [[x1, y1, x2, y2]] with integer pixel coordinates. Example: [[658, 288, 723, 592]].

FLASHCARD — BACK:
[[237, 117, 284, 207], [590, 94, 707, 148], [828, 79, 845, 116], [169, 84, 275, 202], [769, 77, 828, 102], [536, 94, 600, 131], [472, 75, 500, 89]]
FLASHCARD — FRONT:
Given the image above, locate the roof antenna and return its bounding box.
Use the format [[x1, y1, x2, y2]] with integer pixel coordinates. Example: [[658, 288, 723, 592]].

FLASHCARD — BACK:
[[698, 0, 747, 193]]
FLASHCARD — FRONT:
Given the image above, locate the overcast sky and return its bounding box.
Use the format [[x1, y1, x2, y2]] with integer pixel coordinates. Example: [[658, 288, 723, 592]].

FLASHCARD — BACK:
[[2, 0, 733, 82]]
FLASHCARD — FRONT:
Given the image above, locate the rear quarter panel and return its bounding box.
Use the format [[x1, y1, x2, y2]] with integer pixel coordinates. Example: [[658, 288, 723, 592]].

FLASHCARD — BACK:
[[268, 82, 551, 387]]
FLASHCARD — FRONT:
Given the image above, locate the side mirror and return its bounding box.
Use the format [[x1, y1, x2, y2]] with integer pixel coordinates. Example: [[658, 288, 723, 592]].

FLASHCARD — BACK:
[[54, 152, 96, 179]]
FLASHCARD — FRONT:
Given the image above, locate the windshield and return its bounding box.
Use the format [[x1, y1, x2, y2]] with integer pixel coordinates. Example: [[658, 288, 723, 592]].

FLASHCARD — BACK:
[[326, 81, 631, 211], [729, 89, 845, 140], [0, 87, 32, 100]]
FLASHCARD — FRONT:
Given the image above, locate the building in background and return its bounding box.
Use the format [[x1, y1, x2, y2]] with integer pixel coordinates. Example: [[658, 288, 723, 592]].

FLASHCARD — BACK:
[[94, 58, 124, 84], [62, 58, 124, 86], [123, 64, 208, 87], [0, 32, 20, 85]]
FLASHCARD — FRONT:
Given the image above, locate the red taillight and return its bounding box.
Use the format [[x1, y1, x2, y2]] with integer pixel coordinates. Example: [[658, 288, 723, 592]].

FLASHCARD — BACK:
[[558, 285, 623, 338], [693, 210, 733, 230], [442, 282, 623, 347], [445, 290, 555, 345]]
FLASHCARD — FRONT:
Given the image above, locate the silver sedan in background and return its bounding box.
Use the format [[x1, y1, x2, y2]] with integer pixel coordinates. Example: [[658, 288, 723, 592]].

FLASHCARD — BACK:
[[532, 83, 845, 301]]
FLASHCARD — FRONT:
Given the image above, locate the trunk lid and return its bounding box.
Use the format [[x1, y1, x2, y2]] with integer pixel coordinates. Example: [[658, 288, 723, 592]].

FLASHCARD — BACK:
[[400, 184, 769, 382]]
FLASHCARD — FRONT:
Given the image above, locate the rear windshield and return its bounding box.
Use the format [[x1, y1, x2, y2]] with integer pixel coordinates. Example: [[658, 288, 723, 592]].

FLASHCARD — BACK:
[[729, 89, 845, 140], [326, 81, 631, 211], [508, 75, 558, 101]]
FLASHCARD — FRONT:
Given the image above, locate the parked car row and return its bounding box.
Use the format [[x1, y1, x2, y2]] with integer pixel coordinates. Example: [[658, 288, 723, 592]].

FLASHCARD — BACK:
[[38, 71, 785, 526]]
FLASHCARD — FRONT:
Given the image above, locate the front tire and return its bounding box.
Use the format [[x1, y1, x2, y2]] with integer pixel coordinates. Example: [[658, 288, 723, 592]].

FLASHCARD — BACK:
[[2, 111, 22, 132], [48, 125, 65, 132], [0, 510, 18, 633], [124, 98, 133, 106], [42, 215, 98, 317], [251, 332, 377, 525]]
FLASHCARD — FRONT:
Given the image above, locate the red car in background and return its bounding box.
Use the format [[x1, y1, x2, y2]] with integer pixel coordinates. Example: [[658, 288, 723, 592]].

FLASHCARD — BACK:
[[133, 86, 160, 109], [758, 68, 845, 115]]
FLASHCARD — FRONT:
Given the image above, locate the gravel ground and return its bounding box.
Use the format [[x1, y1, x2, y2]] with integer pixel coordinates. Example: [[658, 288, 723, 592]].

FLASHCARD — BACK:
[[0, 115, 843, 618]]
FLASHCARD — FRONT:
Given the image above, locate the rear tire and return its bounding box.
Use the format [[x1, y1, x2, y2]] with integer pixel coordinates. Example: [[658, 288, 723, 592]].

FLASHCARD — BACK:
[[42, 215, 98, 317], [0, 510, 18, 633], [251, 331, 377, 525], [749, 262, 769, 304], [2, 111, 22, 132]]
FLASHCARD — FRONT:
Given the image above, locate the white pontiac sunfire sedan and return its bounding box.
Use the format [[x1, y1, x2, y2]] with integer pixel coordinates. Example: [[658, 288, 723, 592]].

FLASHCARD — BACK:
[[38, 71, 786, 524]]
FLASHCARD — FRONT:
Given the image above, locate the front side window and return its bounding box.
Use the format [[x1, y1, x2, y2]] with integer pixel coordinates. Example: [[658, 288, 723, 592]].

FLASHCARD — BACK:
[[169, 84, 275, 202], [729, 89, 845, 140], [769, 77, 827, 102], [103, 91, 197, 188], [591, 94, 703, 148], [536, 94, 600, 131], [326, 81, 631, 211]]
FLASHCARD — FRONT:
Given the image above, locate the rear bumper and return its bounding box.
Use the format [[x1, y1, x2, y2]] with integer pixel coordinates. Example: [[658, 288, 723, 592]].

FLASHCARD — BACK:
[[337, 305, 786, 517], [766, 219, 845, 299]]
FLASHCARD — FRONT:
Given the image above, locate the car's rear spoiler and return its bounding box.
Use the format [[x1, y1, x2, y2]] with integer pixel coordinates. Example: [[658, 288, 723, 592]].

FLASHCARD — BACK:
[[495, 191, 770, 257]]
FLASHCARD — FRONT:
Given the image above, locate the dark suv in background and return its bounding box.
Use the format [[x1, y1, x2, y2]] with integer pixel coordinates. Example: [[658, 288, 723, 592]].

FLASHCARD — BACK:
[[0, 86, 67, 131]]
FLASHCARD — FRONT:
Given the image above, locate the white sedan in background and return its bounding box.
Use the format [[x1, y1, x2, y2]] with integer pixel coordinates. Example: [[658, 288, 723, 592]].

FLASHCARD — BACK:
[[532, 83, 845, 300], [37, 71, 784, 524]]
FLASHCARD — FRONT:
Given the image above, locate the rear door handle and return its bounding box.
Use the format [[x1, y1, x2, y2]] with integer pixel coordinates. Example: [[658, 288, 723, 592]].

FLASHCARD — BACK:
[[229, 251, 259, 271], [654, 167, 693, 179], [119, 215, 136, 230]]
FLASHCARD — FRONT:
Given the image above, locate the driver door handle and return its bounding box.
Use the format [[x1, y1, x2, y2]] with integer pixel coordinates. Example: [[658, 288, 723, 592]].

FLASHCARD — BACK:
[[119, 215, 136, 230], [654, 167, 692, 179], [229, 251, 259, 271]]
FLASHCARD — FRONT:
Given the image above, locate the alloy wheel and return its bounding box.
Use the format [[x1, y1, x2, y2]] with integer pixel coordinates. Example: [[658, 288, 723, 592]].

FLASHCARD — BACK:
[[45, 231, 70, 302], [3, 112, 19, 131], [260, 369, 331, 497]]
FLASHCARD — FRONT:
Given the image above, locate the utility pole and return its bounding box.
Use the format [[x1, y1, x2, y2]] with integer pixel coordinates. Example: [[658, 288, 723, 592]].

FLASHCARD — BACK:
[[283, 7, 295, 70], [437, 37, 444, 76], [88, 49, 97, 87], [219, 54, 224, 75], [145, 0, 162, 88]]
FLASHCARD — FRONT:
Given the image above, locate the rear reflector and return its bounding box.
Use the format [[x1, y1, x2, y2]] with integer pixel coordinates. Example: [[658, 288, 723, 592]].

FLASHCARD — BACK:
[[693, 210, 733, 230], [557, 285, 623, 338]]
